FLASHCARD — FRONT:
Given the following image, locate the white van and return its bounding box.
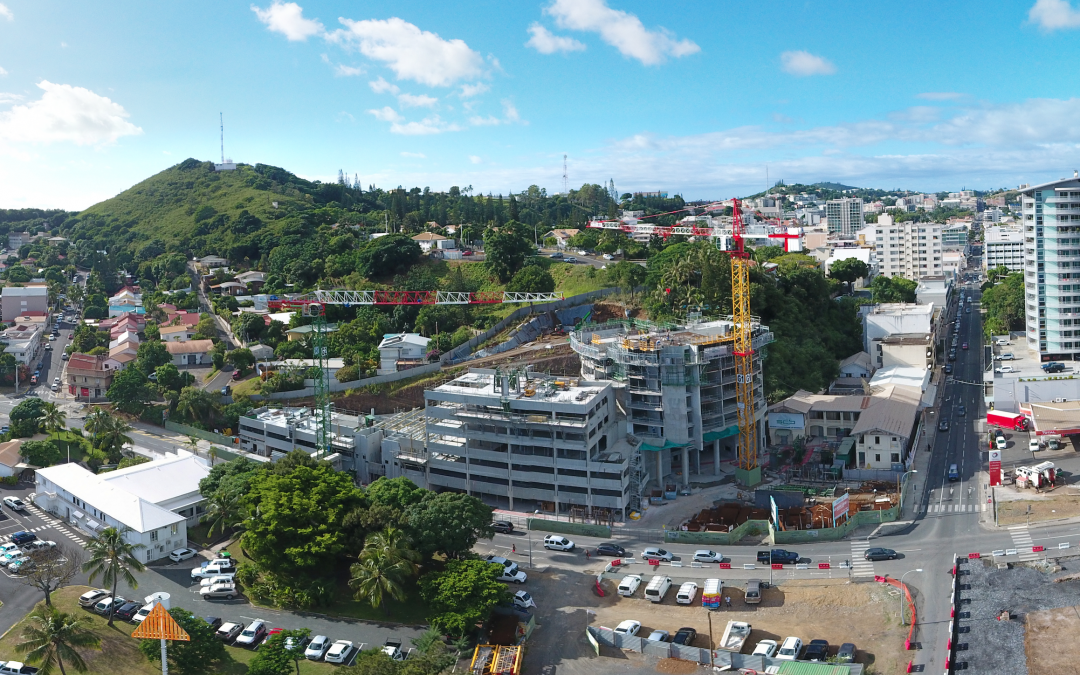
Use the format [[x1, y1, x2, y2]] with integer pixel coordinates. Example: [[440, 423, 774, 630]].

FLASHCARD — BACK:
[[676, 581, 699, 605], [617, 574, 642, 597], [644, 575, 672, 603]]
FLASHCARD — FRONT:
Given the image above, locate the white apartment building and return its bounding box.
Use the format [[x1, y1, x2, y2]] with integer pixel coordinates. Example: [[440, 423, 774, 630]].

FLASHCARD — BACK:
[[238, 406, 361, 465], [416, 370, 634, 518], [1019, 173, 1080, 357], [1, 285, 48, 322], [571, 318, 774, 489], [983, 226, 1024, 272], [862, 302, 935, 355], [826, 198, 864, 237], [873, 214, 943, 279]]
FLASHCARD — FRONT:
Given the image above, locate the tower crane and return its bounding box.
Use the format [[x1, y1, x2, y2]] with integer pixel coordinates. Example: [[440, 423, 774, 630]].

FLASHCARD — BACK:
[[265, 290, 565, 457], [724, 198, 761, 485]]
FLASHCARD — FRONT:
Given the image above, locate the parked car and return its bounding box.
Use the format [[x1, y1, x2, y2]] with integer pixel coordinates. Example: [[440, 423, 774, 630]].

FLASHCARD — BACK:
[[114, 602, 143, 621], [3, 497, 26, 511], [305, 635, 332, 660], [7, 558, 34, 574], [752, 639, 779, 657], [944, 364, 953, 374], [996, 365, 1015, 374], [0, 543, 19, 556], [617, 575, 642, 596], [595, 543, 626, 557], [284, 634, 312, 653], [215, 622, 244, 642], [641, 547, 673, 562], [497, 568, 527, 584], [1030, 438, 1042, 453], [672, 627, 697, 646], [202, 617, 224, 631], [235, 620, 268, 648], [491, 520, 514, 534], [564, 256, 577, 263], [646, 630, 670, 642], [836, 643, 856, 663], [602, 254, 614, 260], [613, 620, 641, 636], [78, 589, 109, 608], [168, 547, 198, 562], [485, 555, 515, 569], [864, 547, 898, 561], [997, 353, 1015, 360], [200, 574, 237, 587], [543, 535, 575, 551], [804, 639, 830, 661], [757, 549, 799, 564], [512, 590, 536, 610], [324, 640, 354, 664], [200, 583, 238, 600], [692, 550, 722, 563], [777, 637, 803, 660], [191, 562, 235, 580], [94, 597, 126, 616]]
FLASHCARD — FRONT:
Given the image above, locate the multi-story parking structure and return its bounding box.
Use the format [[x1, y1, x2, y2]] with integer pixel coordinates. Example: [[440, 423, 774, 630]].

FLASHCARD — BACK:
[[570, 318, 773, 492]]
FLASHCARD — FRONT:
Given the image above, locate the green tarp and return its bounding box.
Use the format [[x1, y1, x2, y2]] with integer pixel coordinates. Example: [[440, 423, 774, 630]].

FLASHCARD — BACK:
[[703, 425, 740, 442]]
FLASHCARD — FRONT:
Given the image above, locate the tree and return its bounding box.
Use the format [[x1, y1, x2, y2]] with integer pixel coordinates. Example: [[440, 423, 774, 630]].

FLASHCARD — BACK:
[[348, 551, 411, 617], [484, 226, 533, 283], [41, 403, 65, 435], [247, 628, 311, 675], [81, 526, 146, 626], [10, 396, 48, 437], [198, 456, 262, 498], [828, 257, 869, 285], [404, 492, 494, 560], [19, 544, 83, 606], [605, 260, 646, 297], [226, 347, 255, 374], [871, 275, 918, 303], [202, 488, 243, 539], [235, 313, 266, 343], [175, 386, 216, 426], [136, 340, 170, 375], [94, 415, 134, 464], [355, 235, 422, 279], [365, 476, 426, 512], [982, 271, 1025, 339], [16, 605, 101, 675], [137, 609, 226, 675], [106, 367, 151, 414], [419, 559, 510, 637], [154, 363, 188, 393], [506, 265, 555, 293], [21, 440, 63, 467]]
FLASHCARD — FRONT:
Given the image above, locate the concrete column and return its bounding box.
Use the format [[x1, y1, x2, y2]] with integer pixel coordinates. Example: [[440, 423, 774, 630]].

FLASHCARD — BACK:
[[681, 447, 690, 488], [714, 439, 721, 476], [655, 452, 663, 493]]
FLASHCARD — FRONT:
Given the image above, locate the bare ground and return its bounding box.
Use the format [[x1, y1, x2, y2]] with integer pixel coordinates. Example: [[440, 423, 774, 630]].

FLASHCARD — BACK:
[[997, 491, 1080, 526], [1025, 606, 1080, 675]]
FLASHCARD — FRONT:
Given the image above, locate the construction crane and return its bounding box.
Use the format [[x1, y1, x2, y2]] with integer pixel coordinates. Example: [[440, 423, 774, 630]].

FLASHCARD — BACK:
[[265, 290, 565, 457], [725, 198, 761, 486]]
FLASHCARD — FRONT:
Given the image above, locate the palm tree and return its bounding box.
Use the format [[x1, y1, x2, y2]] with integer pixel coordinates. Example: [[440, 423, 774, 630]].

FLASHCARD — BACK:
[[362, 527, 420, 573], [348, 528, 420, 617], [185, 435, 201, 458], [207, 446, 220, 466], [81, 527, 146, 627], [202, 489, 242, 538], [16, 606, 101, 675], [175, 387, 215, 425], [82, 409, 110, 450], [96, 416, 133, 463], [41, 403, 66, 434]]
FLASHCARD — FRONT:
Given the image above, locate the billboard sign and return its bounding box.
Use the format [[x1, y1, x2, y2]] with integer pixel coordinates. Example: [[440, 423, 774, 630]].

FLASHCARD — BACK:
[[768, 413, 804, 430], [769, 496, 779, 527], [989, 448, 1002, 487], [832, 493, 850, 527]]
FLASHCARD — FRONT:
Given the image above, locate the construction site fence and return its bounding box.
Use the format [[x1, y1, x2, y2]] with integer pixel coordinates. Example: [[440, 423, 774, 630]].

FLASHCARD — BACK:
[[527, 518, 612, 538], [877, 575, 918, 652], [770, 505, 900, 545], [662, 519, 770, 546], [259, 362, 442, 400], [163, 421, 237, 447]]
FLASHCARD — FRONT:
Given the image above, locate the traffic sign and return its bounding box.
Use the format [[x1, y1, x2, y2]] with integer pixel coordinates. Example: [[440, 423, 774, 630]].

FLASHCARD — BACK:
[[131, 603, 190, 642]]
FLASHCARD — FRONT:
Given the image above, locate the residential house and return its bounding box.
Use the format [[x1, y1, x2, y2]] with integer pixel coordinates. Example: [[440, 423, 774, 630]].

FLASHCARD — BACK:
[[164, 311, 201, 328], [1, 285, 48, 322], [286, 324, 338, 342], [105, 344, 137, 372], [160, 324, 195, 342], [33, 453, 211, 563], [66, 353, 113, 400], [108, 288, 144, 317], [411, 232, 450, 252], [46, 236, 67, 246], [108, 330, 140, 352], [196, 255, 228, 270], [0, 440, 30, 478], [234, 271, 266, 292], [377, 333, 431, 374], [543, 229, 580, 249], [249, 344, 275, 360], [209, 281, 246, 296], [838, 351, 873, 379], [7, 232, 29, 250], [165, 339, 214, 366], [1, 323, 42, 365]]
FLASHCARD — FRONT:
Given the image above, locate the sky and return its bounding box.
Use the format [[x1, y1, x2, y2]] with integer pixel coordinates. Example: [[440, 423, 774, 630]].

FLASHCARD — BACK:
[[3, 0, 1080, 210]]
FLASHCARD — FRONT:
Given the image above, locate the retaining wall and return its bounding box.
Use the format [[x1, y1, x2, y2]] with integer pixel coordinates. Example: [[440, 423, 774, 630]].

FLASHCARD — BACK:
[[526, 519, 612, 538], [262, 362, 442, 400], [164, 420, 236, 446], [663, 519, 770, 546]]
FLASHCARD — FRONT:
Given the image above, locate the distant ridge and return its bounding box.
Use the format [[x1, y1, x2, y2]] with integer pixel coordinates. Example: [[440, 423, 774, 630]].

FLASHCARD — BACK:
[[811, 181, 859, 191]]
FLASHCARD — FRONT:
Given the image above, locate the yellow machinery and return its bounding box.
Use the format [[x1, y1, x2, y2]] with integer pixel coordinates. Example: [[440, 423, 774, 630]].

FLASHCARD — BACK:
[[728, 198, 760, 486]]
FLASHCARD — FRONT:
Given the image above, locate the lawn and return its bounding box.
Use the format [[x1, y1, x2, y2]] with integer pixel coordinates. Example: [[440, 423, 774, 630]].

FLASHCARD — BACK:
[[0, 586, 339, 674], [48, 430, 91, 462], [231, 376, 262, 398], [224, 543, 430, 626]]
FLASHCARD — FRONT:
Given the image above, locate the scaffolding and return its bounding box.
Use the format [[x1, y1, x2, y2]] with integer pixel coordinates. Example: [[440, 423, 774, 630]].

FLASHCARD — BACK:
[[471, 645, 521, 675]]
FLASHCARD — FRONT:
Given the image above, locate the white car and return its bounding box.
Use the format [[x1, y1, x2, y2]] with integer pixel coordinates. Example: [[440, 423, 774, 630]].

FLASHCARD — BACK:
[[200, 582, 238, 600], [647, 630, 670, 642], [191, 562, 234, 580], [614, 620, 641, 636], [305, 635, 331, 660], [497, 569, 527, 584], [602, 254, 614, 260], [1029, 439, 1042, 452], [0, 543, 21, 557], [641, 547, 673, 562], [512, 590, 535, 609], [692, 550, 722, 563], [3, 497, 25, 511], [996, 365, 1015, 374], [1, 550, 26, 565], [200, 574, 237, 587], [168, 547, 197, 562], [235, 620, 267, 648], [324, 640, 354, 664], [132, 605, 156, 624], [543, 535, 575, 551], [617, 574, 642, 596], [752, 639, 779, 657], [577, 250, 589, 256], [777, 637, 802, 661], [23, 540, 56, 552]]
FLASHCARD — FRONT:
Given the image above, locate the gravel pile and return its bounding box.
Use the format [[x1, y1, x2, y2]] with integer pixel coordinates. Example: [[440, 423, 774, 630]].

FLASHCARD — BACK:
[[959, 558, 1080, 674]]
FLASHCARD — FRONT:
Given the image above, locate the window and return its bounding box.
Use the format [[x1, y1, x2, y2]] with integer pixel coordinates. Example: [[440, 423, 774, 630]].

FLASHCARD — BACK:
[[891, 453, 900, 463], [150, 530, 158, 542], [875, 454, 881, 462], [874, 436, 880, 444]]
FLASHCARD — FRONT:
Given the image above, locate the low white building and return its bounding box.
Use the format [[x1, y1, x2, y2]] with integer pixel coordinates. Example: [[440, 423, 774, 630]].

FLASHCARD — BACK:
[[165, 339, 213, 366], [33, 453, 211, 562], [377, 333, 431, 375]]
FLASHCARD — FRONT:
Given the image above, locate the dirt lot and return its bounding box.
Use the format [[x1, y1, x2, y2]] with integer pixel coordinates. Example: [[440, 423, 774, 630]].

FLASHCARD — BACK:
[[522, 566, 911, 675], [997, 490, 1080, 525], [1026, 605, 1080, 674]]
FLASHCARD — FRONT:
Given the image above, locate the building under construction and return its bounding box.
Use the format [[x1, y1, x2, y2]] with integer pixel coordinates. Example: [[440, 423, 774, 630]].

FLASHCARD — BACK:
[[570, 318, 774, 491]]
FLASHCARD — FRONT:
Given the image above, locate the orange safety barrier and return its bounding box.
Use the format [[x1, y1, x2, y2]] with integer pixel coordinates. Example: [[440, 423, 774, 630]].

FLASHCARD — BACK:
[[876, 575, 917, 650]]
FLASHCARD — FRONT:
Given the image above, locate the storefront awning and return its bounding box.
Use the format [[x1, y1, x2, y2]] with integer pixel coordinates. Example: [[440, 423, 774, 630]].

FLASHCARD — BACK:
[[85, 520, 99, 530], [71, 510, 83, 519]]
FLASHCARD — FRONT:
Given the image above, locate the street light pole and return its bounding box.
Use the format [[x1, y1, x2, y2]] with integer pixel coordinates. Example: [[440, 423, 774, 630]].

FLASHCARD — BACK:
[[900, 469, 918, 516], [899, 568, 923, 625]]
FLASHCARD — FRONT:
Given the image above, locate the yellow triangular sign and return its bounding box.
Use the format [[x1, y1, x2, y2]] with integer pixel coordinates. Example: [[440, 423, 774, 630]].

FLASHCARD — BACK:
[[131, 602, 190, 642]]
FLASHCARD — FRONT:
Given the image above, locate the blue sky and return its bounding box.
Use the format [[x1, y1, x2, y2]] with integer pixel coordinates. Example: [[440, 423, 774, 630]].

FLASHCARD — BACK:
[[3, 0, 1080, 210]]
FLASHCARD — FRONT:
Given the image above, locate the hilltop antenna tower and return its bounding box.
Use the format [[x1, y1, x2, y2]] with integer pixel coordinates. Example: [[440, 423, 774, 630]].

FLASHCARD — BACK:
[[220, 113, 224, 164], [563, 154, 568, 194]]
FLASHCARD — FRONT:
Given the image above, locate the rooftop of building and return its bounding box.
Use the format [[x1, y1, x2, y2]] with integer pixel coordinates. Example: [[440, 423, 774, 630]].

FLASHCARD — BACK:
[[868, 303, 935, 316], [1, 285, 47, 296], [36, 463, 184, 532], [164, 339, 214, 354], [246, 405, 363, 434], [431, 369, 608, 406], [101, 453, 210, 509], [378, 332, 428, 348], [1025, 400, 1080, 435], [573, 317, 773, 355], [878, 332, 934, 345], [839, 351, 873, 371], [1019, 173, 1080, 195], [67, 353, 106, 371]]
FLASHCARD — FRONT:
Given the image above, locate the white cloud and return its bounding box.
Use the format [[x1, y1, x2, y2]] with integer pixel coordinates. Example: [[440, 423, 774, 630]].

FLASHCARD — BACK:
[[369, 77, 400, 95], [525, 23, 586, 54], [544, 0, 699, 65], [468, 100, 523, 127], [1029, 0, 1080, 30], [335, 111, 355, 123], [469, 155, 482, 164], [460, 83, 490, 98], [0, 67, 7, 77], [470, 115, 501, 126], [0, 93, 22, 104], [772, 113, 794, 124], [367, 106, 403, 123], [918, 92, 965, 101], [251, 2, 324, 41], [330, 17, 484, 87], [389, 115, 461, 136], [398, 93, 438, 108], [400, 151, 426, 158], [780, 50, 836, 76], [502, 100, 521, 123], [0, 80, 142, 145], [0, 4, 11, 21]]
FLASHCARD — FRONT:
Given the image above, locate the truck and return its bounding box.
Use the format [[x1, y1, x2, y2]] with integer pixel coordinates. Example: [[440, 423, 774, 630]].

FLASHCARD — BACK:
[[0, 661, 39, 674], [987, 410, 1028, 431], [382, 638, 405, 661], [1016, 461, 1057, 490], [702, 578, 722, 610], [718, 621, 752, 652]]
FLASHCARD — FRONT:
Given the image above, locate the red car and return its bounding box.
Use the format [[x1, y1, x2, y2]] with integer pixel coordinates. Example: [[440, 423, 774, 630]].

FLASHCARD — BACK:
[[232, 370, 242, 380], [462, 250, 473, 256], [962, 342, 969, 350]]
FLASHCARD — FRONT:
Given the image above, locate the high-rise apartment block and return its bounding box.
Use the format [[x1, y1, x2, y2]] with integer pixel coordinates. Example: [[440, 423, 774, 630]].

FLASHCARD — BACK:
[[983, 226, 1024, 272], [1019, 174, 1080, 357], [873, 214, 943, 279], [826, 198, 864, 237]]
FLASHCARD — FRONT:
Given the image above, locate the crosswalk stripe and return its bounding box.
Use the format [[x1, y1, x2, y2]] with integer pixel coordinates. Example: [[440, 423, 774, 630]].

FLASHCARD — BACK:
[[850, 539, 875, 578], [1009, 525, 1039, 562]]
